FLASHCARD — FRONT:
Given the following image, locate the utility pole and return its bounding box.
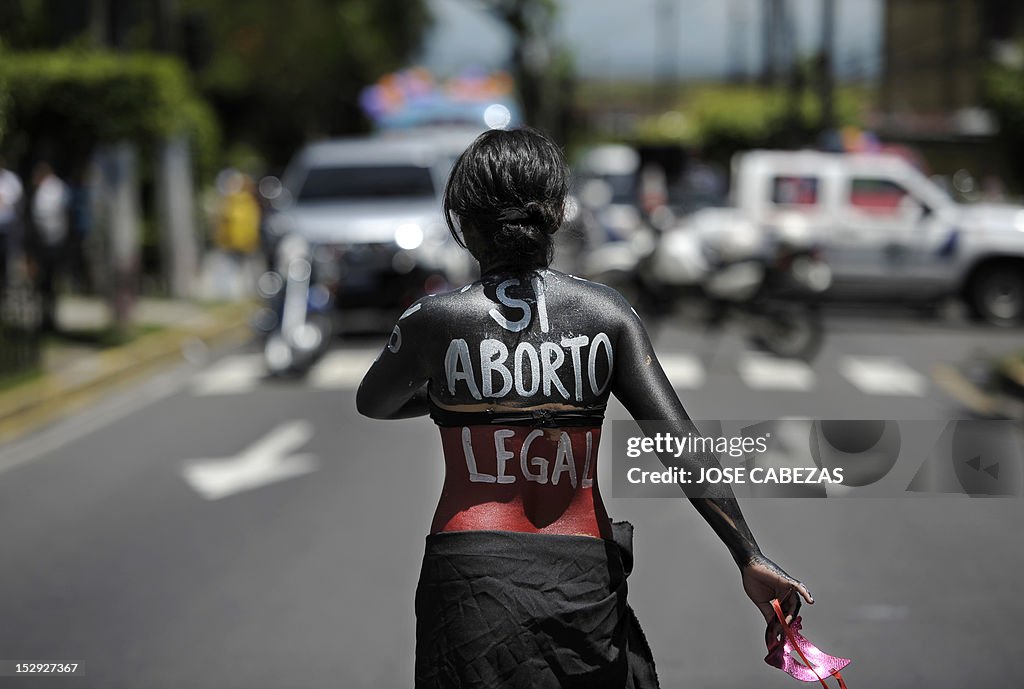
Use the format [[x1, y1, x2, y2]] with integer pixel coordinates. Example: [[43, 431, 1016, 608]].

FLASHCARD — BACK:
[[780, 0, 795, 77], [151, 0, 199, 298], [777, 0, 803, 135], [761, 0, 778, 85], [728, 0, 751, 83], [655, 0, 679, 107], [819, 0, 837, 131], [89, 0, 144, 322]]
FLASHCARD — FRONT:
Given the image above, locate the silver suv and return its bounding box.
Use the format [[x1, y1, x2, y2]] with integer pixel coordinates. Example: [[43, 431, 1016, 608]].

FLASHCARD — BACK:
[[268, 134, 476, 326]]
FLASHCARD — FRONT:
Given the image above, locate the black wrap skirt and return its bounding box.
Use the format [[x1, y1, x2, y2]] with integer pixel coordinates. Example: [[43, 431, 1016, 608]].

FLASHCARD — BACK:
[[414, 521, 660, 689]]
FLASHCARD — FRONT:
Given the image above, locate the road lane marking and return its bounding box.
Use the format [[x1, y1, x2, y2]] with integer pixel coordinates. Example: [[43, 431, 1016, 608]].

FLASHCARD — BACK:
[[838, 356, 928, 397], [184, 348, 932, 402], [658, 353, 705, 389], [180, 420, 318, 500], [737, 353, 815, 391], [308, 349, 380, 390], [190, 354, 264, 396]]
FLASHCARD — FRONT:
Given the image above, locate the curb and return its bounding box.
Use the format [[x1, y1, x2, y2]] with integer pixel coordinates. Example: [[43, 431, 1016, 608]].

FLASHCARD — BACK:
[[0, 302, 255, 445]]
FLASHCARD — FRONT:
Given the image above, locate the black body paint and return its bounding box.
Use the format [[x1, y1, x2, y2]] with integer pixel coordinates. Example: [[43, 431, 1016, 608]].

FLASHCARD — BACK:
[[357, 267, 765, 567]]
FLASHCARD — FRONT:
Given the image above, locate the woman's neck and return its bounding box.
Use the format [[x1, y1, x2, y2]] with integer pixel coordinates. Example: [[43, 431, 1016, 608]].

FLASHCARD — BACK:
[[478, 260, 547, 277]]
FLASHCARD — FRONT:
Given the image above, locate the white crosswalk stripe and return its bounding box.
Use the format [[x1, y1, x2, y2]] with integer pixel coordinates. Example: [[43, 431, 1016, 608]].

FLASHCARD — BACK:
[[191, 354, 265, 396], [838, 355, 928, 397], [658, 353, 705, 389], [308, 349, 380, 390], [189, 349, 933, 399], [737, 353, 816, 391]]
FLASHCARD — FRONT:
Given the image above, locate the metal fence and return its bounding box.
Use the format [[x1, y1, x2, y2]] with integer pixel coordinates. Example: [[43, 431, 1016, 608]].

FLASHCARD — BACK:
[[0, 282, 42, 381]]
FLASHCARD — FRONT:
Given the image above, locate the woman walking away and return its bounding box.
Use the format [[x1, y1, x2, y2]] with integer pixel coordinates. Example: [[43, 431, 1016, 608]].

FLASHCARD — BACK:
[[357, 127, 812, 689]]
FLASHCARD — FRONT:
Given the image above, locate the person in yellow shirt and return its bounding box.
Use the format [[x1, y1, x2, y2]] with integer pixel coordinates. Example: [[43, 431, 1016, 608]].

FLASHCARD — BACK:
[[215, 171, 261, 256]]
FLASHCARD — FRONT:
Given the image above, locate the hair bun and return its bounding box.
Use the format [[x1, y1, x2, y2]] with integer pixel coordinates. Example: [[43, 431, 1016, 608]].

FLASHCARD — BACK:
[[496, 202, 550, 230], [495, 207, 530, 223], [442, 127, 569, 269]]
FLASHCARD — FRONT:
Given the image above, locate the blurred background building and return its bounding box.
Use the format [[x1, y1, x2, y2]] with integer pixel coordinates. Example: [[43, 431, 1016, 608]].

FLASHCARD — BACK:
[[874, 0, 1024, 184], [881, 0, 1023, 124]]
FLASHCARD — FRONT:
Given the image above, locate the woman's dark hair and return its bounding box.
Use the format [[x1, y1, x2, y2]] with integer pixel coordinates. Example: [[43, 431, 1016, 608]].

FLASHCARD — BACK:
[[443, 127, 569, 269]]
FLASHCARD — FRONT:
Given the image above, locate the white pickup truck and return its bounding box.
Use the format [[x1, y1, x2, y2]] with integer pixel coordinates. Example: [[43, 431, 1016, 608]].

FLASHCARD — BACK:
[[680, 150, 1024, 325]]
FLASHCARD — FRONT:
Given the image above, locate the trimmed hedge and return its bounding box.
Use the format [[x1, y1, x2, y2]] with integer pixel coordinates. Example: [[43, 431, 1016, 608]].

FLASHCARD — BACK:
[[636, 84, 870, 148], [0, 49, 219, 178]]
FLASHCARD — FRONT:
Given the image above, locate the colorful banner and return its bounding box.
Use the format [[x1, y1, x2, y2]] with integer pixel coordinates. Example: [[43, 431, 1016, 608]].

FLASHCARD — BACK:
[[359, 67, 521, 130]]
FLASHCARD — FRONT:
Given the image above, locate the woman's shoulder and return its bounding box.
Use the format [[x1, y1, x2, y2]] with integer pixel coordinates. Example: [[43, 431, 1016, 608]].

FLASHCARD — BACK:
[[544, 268, 629, 298], [541, 269, 642, 323], [393, 282, 488, 329]]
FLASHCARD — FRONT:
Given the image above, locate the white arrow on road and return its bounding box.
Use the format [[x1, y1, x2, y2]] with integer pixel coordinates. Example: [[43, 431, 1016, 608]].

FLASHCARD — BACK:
[[181, 421, 318, 500]]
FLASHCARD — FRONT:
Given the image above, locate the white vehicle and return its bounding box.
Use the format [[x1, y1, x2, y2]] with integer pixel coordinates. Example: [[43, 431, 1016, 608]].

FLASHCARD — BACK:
[[673, 150, 1024, 325]]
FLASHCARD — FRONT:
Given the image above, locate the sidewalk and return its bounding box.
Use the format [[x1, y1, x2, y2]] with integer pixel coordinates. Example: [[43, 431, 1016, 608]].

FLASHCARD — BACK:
[[0, 295, 255, 444]]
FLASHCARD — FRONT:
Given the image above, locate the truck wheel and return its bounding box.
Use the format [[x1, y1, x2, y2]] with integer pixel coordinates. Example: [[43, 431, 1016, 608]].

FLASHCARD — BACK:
[[969, 267, 1024, 326]]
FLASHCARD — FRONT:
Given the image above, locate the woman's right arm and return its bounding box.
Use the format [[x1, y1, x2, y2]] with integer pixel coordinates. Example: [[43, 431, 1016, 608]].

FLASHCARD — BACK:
[[608, 297, 813, 639], [356, 300, 432, 420]]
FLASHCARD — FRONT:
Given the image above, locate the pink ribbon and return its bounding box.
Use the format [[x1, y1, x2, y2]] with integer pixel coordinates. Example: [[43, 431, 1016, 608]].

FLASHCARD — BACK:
[[765, 598, 851, 688]]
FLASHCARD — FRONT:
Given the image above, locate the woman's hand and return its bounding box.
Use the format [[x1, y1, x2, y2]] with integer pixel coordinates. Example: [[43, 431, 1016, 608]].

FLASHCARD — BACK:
[[741, 554, 814, 649]]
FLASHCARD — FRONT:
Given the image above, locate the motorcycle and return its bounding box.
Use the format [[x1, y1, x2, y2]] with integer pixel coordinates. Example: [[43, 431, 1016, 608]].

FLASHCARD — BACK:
[[583, 208, 831, 361], [251, 234, 333, 377]]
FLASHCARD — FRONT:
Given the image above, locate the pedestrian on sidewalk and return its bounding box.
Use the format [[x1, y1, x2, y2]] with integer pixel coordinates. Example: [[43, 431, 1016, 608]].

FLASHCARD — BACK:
[[66, 165, 95, 295], [213, 169, 261, 299], [357, 127, 814, 688], [0, 155, 25, 303], [29, 161, 70, 332]]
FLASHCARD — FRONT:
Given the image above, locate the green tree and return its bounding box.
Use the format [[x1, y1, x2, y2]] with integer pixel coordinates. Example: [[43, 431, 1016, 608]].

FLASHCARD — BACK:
[[474, 0, 553, 127], [0, 0, 92, 50], [0, 50, 218, 177], [468, 0, 574, 140], [0, 0, 432, 166], [632, 84, 870, 162], [984, 57, 1024, 189], [181, 0, 432, 165]]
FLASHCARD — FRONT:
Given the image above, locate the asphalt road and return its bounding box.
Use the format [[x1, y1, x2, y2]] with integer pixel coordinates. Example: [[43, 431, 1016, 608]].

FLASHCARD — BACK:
[[1, 310, 1022, 689]]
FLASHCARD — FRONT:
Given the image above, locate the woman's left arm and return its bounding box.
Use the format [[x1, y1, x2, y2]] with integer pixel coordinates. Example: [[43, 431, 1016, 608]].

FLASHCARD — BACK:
[[356, 301, 432, 420], [608, 291, 813, 643]]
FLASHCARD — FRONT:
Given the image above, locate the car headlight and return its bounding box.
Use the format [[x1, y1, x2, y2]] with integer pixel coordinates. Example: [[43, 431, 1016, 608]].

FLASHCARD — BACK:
[[395, 223, 424, 250]]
